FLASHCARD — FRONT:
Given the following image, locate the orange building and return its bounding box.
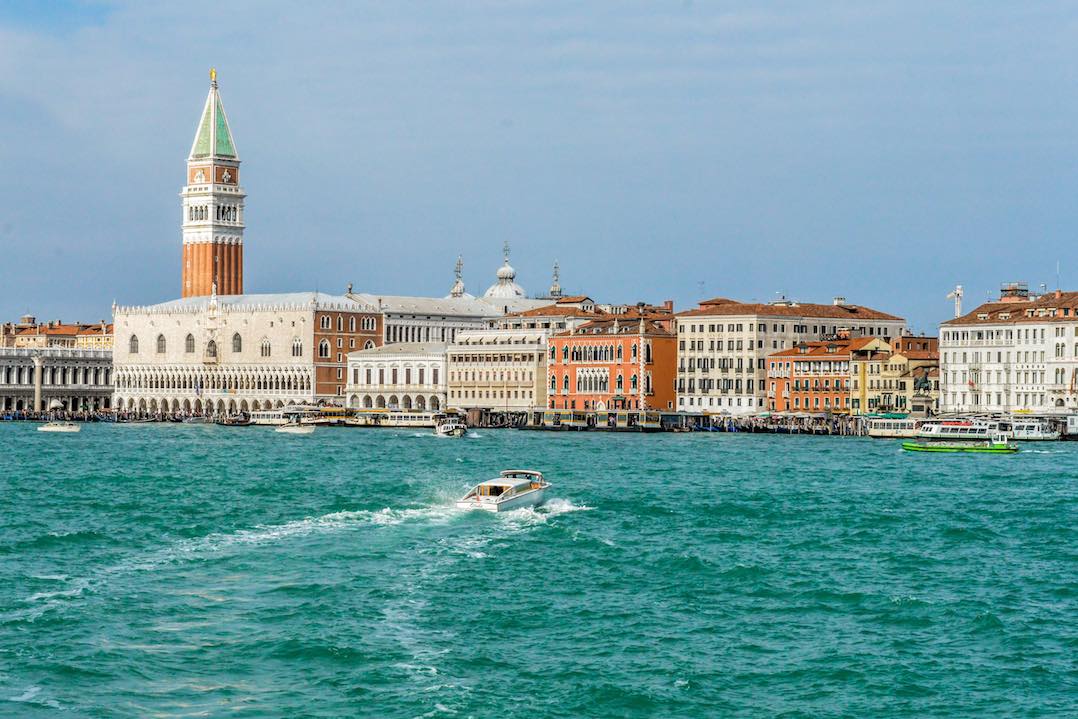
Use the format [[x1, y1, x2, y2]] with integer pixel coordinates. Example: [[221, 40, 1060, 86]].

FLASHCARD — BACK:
[[766, 337, 888, 414], [547, 315, 677, 411]]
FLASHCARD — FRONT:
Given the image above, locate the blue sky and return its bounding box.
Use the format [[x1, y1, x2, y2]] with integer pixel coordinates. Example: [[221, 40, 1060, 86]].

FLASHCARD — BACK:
[[1, 1, 1077, 332]]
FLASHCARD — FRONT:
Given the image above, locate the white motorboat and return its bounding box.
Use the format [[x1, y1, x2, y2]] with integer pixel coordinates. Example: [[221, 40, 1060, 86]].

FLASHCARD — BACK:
[[276, 421, 315, 435], [1011, 419, 1060, 441], [434, 415, 468, 438], [456, 470, 550, 512], [38, 421, 81, 433]]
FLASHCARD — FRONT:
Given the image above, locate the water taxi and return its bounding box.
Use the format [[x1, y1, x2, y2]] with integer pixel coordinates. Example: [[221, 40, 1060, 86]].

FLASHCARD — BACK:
[[902, 432, 1018, 454], [276, 420, 315, 435], [456, 470, 550, 512], [38, 421, 81, 433], [434, 415, 468, 437]]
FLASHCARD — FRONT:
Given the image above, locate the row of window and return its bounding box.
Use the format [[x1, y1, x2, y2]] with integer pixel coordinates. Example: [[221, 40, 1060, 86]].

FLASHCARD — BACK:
[[351, 367, 440, 386], [319, 315, 377, 332], [549, 373, 649, 393], [549, 344, 650, 363]]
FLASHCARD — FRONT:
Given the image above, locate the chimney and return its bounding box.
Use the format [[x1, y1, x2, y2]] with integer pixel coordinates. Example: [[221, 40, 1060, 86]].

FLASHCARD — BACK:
[[663, 300, 673, 311], [1056, 289, 1062, 300]]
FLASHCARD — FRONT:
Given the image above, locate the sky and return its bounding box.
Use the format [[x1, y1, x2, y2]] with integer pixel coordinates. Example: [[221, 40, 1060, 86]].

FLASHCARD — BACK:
[[2, 1, 1077, 332]]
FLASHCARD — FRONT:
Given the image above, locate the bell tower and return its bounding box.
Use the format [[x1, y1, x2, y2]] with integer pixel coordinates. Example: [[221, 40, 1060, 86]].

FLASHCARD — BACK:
[[181, 68, 245, 297]]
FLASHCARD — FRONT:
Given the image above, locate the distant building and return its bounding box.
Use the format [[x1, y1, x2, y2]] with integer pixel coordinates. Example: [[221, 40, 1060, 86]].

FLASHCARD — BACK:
[[849, 336, 939, 416], [114, 292, 381, 415], [0, 347, 113, 412], [548, 315, 677, 411], [676, 296, 906, 415], [940, 283, 1078, 414], [346, 342, 447, 412], [447, 330, 547, 412], [4, 318, 113, 350], [767, 337, 888, 414]]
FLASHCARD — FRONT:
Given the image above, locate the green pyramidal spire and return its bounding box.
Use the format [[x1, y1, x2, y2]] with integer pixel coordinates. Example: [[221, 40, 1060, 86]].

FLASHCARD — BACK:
[[189, 68, 238, 160]]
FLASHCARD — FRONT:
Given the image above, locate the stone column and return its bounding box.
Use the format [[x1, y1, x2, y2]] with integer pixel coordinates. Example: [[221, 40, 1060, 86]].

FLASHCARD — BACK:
[[33, 354, 43, 412]]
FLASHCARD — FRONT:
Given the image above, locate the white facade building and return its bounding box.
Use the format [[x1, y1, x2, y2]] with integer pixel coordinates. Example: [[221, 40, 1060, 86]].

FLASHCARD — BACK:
[[346, 342, 447, 412], [676, 297, 906, 415], [113, 292, 380, 415], [1, 348, 113, 412], [940, 288, 1078, 414]]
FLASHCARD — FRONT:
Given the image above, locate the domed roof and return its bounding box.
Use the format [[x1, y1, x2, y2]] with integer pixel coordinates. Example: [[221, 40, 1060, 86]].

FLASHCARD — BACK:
[[484, 243, 527, 299]]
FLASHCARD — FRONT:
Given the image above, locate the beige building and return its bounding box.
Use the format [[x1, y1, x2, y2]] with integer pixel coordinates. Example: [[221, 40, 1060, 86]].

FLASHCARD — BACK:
[[676, 297, 906, 415], [447, 330, 547, 412], [346, 342, 447, 412], [3, 318, 113, 350], [850, 337, 939, 416]]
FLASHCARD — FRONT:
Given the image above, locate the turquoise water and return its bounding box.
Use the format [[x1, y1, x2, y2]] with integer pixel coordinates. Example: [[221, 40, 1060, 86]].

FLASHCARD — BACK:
[[1, 424, 1075, 718]]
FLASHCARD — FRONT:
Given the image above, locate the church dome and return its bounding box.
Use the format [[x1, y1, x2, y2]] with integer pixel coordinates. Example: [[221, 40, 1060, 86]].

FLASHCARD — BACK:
[[484, 244, 526, 299]]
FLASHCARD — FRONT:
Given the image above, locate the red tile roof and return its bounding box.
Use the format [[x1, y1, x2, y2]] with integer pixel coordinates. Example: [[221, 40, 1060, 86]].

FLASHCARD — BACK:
[[678, 297, 902, 321], [943, 292, 1078, 325]]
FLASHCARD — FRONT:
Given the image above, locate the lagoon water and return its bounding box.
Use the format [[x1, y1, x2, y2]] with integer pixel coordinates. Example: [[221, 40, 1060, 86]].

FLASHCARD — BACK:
[[1, 423, 1075, 718]]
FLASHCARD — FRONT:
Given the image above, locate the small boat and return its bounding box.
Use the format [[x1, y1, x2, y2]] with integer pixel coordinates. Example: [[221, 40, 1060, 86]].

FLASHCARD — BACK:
[[276, 420, 315, 435], [216, 415, 253, 427], [434, 415, 468, 438], [456, 470, 550, 512], [902, 432, 1018, 454], [182, 416, 213, 424], [38, 421, 81, 433]]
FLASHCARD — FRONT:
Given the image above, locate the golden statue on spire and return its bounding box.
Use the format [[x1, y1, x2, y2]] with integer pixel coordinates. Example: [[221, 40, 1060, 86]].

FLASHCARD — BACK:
[[210, 67, 217, 84]]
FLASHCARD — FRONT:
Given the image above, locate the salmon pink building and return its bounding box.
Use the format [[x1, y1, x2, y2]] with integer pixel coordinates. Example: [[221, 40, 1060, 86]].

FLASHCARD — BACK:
[[766, 337, 888, 414], [548, 316, 676, 411]]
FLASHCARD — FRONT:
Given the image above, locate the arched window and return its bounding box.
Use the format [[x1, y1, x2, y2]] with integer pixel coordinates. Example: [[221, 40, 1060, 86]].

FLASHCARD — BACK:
[[631, 344, 638, 360], [318, 339, 331, 358], [549, 346, 556, 361], [156, 334, 166, 353], [616, 374, 623, 391], [563, 375, 569, 392], [562, 346, 569, 362], [261, 339, 271, 357], [630, 374, 638, 391], [185, 334, 195, 353], [232, 333, 242, 353], [550, 375, 556, 391], [292, 338, 303, 357], [617, 345, 623, 361], [320, 316, 331, 330], [206, 340, 217, 358], [129, 335, 139, 354], [337, 316, 343, 332], [364, 340, 375, 350], [349, 317, 356, 332]]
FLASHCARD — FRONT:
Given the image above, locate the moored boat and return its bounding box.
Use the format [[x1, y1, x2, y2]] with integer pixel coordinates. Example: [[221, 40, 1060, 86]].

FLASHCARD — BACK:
[[456, 470, 550, 512], [1011, 419, 1060, 441]]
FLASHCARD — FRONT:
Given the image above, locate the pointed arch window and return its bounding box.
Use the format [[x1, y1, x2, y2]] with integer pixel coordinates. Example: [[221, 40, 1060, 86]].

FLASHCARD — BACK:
[[206, 340, 217, 358], [318, 339, 331, 358], [156, 334, 166, 354], [232, 333, 242, 353], [630, 374, 638, 391], [185, 334, 195, 353], [292, 338, 303, 357], [364, 340, 375, 350], [129, 335, 139, 354], [261, 339, 272, 358]]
